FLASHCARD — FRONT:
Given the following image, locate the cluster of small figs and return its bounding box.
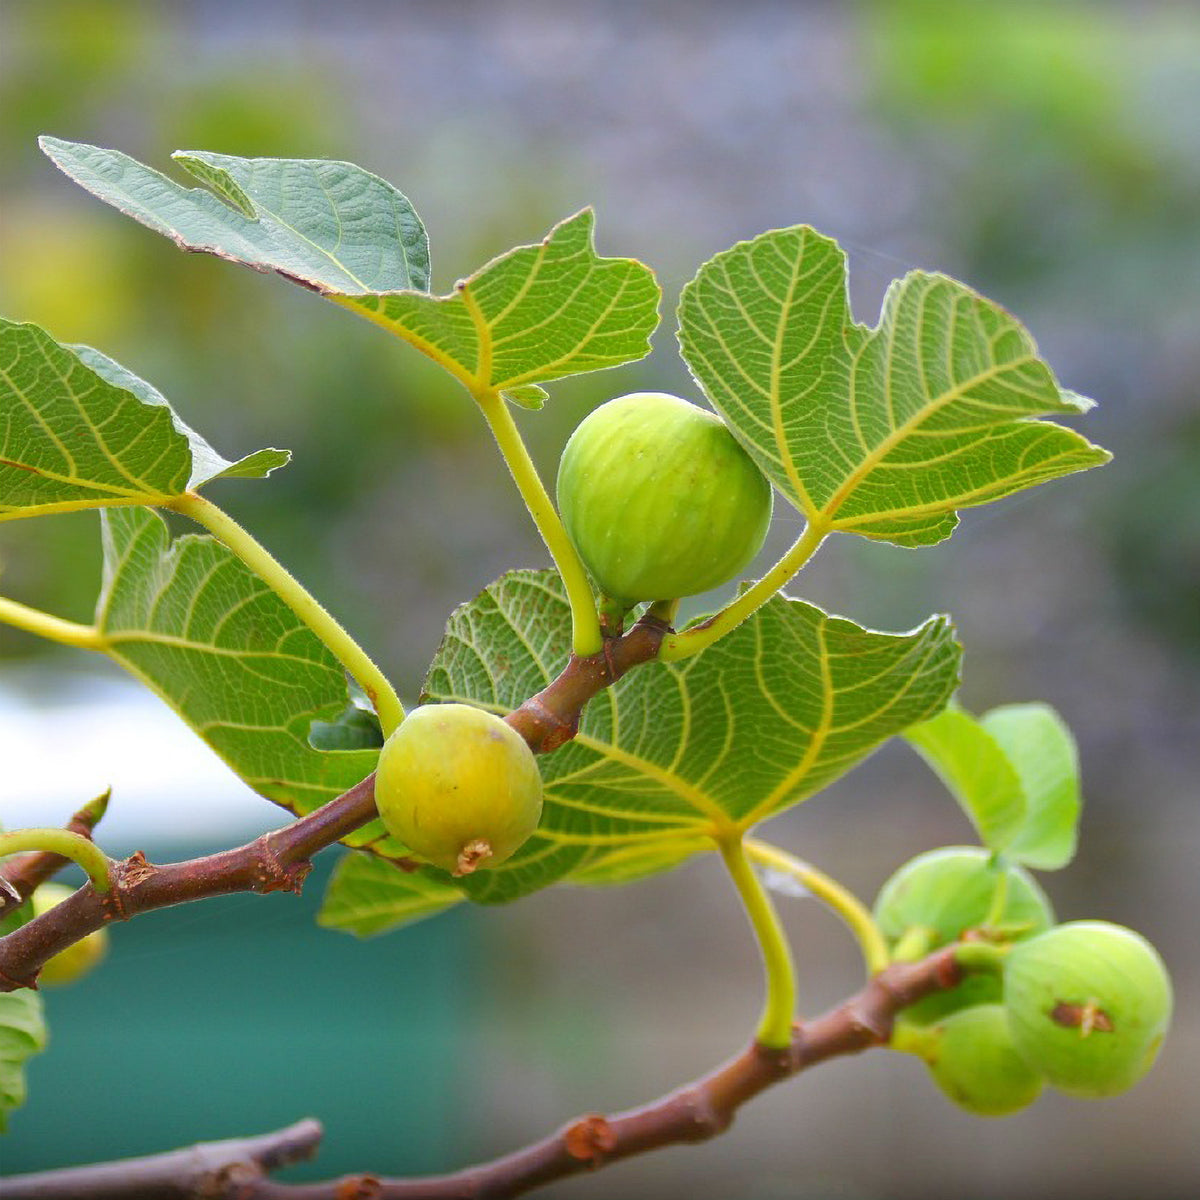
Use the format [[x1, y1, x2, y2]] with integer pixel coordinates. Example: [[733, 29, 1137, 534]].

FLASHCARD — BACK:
[[873, 847, 1172, 1115]]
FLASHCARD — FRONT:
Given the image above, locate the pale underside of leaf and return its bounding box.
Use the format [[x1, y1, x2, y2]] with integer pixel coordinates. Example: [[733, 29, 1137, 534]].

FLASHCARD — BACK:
[[317, 854, 463, 937], [39, 137, 430, 294], [41, 139, 661, 403], [678, 226, 1110, 547]]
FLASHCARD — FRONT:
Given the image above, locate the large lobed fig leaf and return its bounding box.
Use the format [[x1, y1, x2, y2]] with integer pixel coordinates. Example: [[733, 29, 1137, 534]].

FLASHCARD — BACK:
[[677, 226, 1110, 546], [40, 140, 661, 401]]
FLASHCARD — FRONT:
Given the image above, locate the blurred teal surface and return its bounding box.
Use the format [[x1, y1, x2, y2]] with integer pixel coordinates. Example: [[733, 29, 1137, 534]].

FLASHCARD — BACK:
[[8, 853, 477, 1179]]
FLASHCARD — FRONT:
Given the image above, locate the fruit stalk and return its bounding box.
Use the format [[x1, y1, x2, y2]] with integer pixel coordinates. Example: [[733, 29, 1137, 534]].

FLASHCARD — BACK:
[[0, 791, 110, 919], [475, 389, 604, 656], [719, 836, 797, 1048], [659, 519, 828, 662], [0, 829, 113, 895], [745, 838, 889, 975]]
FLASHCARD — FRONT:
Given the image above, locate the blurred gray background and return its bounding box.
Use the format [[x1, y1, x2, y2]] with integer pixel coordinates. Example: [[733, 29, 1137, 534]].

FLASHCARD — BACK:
[[1, 2, 1197, 1196]]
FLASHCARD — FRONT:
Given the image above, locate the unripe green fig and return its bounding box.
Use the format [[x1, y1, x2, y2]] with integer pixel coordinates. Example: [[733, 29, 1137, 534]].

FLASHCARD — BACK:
[[374, 702, 543, 876], [923, 1004, 1044, 1117], [1003, 921, 1172, 1098], [555, 392, 772, 607], [874, 846, 1054, 1024], [31, 882, 108, 986]]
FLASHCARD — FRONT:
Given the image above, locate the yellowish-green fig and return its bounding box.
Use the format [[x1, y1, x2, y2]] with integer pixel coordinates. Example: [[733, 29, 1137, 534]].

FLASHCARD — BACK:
[[1003, 920, 1172, 1098], [374, 703, 543, 876], [924, 1003, 1045, 1117], [31, 882, 108, 986], [556, 392, 772, 607]]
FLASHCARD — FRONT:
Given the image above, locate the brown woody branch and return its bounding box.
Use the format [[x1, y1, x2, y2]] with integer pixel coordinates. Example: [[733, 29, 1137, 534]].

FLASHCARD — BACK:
[[502, 609, 669, 752], [0, 947, 965, 1199], [1, 1119, 324, 1199], [0, 614, 668, 990], [0, 790, 110, 920], [0, 773, 380, 991]]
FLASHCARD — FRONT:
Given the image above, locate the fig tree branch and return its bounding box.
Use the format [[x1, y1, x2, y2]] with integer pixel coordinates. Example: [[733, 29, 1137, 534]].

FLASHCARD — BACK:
[[0, 946, 966, 1199], [0, 773, 380, 991], [503, 606, 669, 752], [1, 1119, 324, 1199]]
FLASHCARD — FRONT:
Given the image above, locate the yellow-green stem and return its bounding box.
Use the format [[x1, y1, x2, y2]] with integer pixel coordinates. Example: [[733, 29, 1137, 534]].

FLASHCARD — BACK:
[[745, 838, 890, 976], [719, 835, 797, 1048], [0, 595, 102, 650], [169, 494, 405, 736], [0, 829, 112, 894], [474, 391, 603, 656], [889, 1019, 939, 1060], [891, 924, 936, 964], [954, 940, 1008, 976], [983, 857, 1012, 928], [659, 519, 829, 662]]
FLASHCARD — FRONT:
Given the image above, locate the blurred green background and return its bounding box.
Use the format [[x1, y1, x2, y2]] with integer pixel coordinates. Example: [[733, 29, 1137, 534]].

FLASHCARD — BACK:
[[1, 1, 1198, 1196]]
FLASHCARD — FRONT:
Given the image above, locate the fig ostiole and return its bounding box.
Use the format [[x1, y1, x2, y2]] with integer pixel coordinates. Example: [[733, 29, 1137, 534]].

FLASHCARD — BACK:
[[1003, 920, 1172, 1098], [373, 702, 543, 877], [31, 882, 108, 986], [874, 846, 1054, 1025], [905, 1003, 1045, 1117], [555, 391, 772, 609]]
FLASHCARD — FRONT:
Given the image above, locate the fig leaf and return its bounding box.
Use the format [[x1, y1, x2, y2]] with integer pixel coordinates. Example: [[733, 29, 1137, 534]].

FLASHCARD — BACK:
[[318, 854, 464, 938], [40, 140, 660, 398], [0, 320, 288, 522], [344, 209, 661, 393], [677, 226, 1110, 547], [904, 701, 1081, 869], [39, 138, 430, 294], [0, 990, 46, 1133]]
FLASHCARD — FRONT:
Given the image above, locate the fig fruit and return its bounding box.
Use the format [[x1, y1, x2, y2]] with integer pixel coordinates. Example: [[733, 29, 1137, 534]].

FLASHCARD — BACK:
[[31, 882, 108, 986], [924, 1003, 1044, 1117], [374, 702, 543, 876], [1003, 920, 1172, 1098], [874, 846, 1054, 1024], [555, 391, 772, 607]]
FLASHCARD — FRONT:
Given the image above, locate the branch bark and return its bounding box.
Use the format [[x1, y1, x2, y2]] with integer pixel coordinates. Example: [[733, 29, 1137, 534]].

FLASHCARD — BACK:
[[0, 774, 380, 991], [0, 947, 965, 1199], [1, 1119, 323, 1199], [503, 609, 669, 752]]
